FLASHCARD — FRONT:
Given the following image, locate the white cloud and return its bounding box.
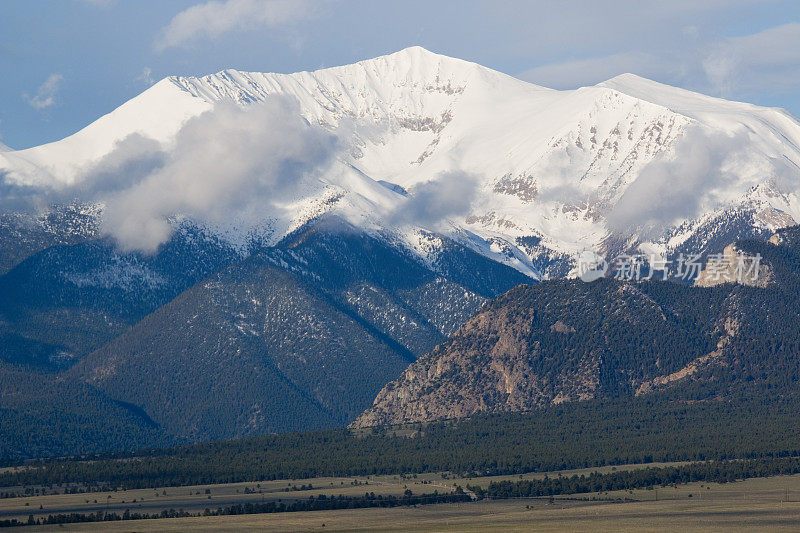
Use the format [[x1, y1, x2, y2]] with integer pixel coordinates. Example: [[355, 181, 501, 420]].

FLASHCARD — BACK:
[[388, 171, 481, 229], [155, 0, 324, 51], [0, 97, 339, 252], [136, 67, 155, 86], [607, 126, 750, 236], [23, 74, 64, 111], [703, 22, 800, 96], [98, 98, 337, 252]]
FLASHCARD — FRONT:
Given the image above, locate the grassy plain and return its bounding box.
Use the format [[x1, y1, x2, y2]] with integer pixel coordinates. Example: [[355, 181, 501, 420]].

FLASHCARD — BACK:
[[0, 461, 692, 521], [0, 464, 800, 532], [4, 464, 800, 531]]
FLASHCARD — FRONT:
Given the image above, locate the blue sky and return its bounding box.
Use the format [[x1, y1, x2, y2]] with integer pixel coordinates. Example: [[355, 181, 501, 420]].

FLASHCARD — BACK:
[[1, 0, 799, 149]]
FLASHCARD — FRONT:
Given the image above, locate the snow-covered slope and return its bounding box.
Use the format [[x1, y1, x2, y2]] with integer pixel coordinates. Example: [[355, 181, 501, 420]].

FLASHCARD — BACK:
[[0, 80, 211, 187], [3, 47, 800, 277]]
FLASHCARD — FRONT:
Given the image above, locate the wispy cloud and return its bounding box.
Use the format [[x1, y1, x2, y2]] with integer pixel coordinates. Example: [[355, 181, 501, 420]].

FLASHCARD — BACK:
[[23, 74, 64, 111], [606, 126, 750, 237], [388, 171, 481, 230], [136, 67, 155, 86], [703, 22, 800, 97], [99, 98, 337, 252], [155, 0, 325, 51], [515, 14, 800, 100]]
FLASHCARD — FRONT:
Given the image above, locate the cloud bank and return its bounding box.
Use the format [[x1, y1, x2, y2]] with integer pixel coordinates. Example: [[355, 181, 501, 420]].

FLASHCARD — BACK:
[[155, 0, 323, 51], [703, 22, 800, 97], [389, 171, 481, 229], [1, 96, 339, 252], [0, 96, 485, 254], [607, 126, 750, 236], [516, 7, 800, 101], [101, 98, 337, 252]]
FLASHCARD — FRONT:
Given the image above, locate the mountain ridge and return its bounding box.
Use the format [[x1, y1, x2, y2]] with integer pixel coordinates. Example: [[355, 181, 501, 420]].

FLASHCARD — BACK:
[[0, 211, 532, 455], [2, 48, 800, 460], [3, 47, 799, 278], [354, 226, 800, 428]]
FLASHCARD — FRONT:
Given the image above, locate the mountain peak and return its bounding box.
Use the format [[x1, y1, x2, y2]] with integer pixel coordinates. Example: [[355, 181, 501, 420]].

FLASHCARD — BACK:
[[599, 72, 698, 96], [2, 47, 800, 279], [598, 72, 769, 116], [344, 45, 487, 84], [600, 72, 656, 85], [382, 45, 440, 58], [362, 46, 465, 66]]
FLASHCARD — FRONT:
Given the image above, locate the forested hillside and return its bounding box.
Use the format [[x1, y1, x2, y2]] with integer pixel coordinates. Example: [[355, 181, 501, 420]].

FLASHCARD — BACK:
[[0, 212, 530, 458], [355, 225, 800, 427], [4, 393, 800, 488]]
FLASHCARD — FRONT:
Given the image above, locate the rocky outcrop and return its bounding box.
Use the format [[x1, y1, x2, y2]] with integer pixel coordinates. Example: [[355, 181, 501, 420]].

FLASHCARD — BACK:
[[351, 228, 800, 429], [352, 302, 599, 428], [352, 278, 724, 428], [694, 243, 773, 288], [634, 316, 737, 395]]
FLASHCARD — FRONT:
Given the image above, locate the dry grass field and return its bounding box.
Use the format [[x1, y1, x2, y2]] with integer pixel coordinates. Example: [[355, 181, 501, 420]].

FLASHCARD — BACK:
[[3, 464, 800, 531], [0, 461, 693, 522], [13, 489, 800, 532]]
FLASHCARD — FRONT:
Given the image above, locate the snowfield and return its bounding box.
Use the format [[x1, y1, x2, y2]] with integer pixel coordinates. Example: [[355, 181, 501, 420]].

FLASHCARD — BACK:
[[2, 46, 799, 278]]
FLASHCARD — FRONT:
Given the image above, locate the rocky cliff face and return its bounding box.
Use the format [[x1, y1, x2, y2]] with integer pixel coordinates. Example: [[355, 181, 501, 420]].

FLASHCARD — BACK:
[[353, 229, 800, 428], [352, 279, 720, 427], [352, 296, 599, 427], [694, 243, 774, 288]]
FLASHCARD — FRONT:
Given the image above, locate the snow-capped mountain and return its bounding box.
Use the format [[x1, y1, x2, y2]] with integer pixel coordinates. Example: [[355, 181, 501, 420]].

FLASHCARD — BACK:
[[3, 46, 800, 278], [4, 47, 800, 455]]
